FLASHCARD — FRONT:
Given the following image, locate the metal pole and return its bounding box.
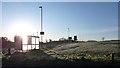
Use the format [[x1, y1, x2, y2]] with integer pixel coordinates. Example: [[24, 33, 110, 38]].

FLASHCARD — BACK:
[[36, 32, 38, 49], [31, 44, 32, 50], [41, 6, 43, 49], [41, 6, 43, 44], [41, 6, 43, 32], [68, 28, 70, 39], [37, 32, 38, 36], [27, 44, 28, 51], [39, 6, 43, 49], [35, 37, 36, 49]]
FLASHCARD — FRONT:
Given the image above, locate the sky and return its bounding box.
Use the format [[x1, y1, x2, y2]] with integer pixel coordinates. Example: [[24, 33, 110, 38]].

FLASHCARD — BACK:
[[1, 2, 118, 42], [0, 0, 120, 2]]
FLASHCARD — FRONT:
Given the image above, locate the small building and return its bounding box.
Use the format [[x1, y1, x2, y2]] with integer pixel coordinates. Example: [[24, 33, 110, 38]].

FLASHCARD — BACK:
[[74, 36, 77, 41], [14, 35, 22, 50]]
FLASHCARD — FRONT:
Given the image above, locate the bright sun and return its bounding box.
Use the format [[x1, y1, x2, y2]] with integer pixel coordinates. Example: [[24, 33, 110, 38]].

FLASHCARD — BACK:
[[8, 20, 39, 50], [10, 22, 35, 36]]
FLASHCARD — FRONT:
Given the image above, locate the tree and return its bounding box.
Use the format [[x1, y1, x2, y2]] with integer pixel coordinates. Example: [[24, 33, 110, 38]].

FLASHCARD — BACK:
[[1, 37, 14, 54], [59, 38, 66, 41]]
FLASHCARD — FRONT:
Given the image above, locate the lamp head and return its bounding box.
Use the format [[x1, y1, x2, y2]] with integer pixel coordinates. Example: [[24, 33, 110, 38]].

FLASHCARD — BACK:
[[39, 6, 42, 8]]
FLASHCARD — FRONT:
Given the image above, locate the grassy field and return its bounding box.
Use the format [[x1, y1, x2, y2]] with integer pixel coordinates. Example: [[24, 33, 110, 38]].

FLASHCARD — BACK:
[[2, 40, 120, 67], [44, 41, 120, 62]]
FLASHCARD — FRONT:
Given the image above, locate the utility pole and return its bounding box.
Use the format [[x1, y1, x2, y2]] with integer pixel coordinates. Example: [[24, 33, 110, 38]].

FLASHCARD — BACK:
[[102, 37, 105, 41], [68, 28, 70, 39], [68, 28, 69, 37]]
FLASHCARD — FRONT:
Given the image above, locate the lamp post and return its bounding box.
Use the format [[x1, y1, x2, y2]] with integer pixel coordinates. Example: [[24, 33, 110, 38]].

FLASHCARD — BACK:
[[39, 6, 44, 49]]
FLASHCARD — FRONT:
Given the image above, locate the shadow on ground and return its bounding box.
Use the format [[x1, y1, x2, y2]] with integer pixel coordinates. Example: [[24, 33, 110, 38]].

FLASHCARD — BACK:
[[2, 49, 120, 68]]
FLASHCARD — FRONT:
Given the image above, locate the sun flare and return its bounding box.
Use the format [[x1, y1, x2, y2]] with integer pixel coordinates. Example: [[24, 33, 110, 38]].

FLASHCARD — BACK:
[[8, 20, 39, 50], [10, 22, 35, 36]]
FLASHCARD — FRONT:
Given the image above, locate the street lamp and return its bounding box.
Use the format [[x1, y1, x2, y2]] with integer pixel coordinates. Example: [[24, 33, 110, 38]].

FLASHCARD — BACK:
[[39, 6, 44, 49]]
